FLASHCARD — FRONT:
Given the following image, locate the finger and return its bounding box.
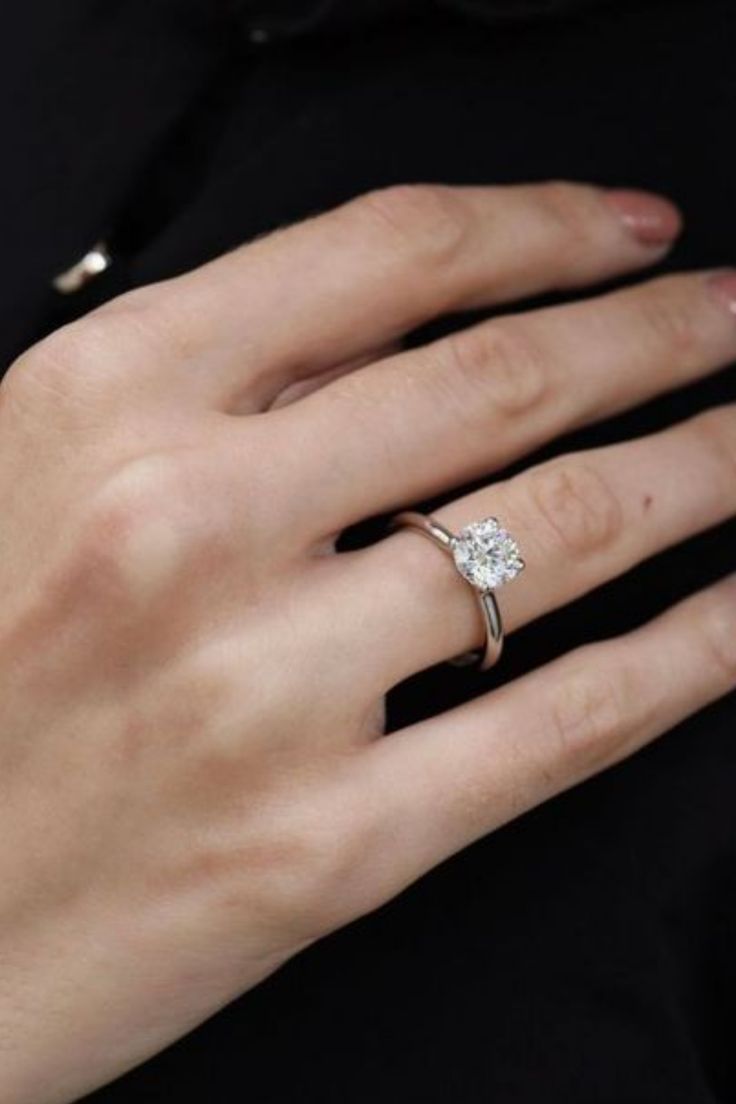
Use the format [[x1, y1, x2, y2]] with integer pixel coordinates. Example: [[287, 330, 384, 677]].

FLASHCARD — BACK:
[[267, 342, 402, 410], [337, 404, 736, 687], [92, 182, 680, 410], [354, 573, 736, 906], [286, 269, 736, 535]]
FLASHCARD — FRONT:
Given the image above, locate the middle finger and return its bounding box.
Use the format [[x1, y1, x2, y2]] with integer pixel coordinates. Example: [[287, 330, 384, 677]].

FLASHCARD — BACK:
[[281, 270, 736, 539]]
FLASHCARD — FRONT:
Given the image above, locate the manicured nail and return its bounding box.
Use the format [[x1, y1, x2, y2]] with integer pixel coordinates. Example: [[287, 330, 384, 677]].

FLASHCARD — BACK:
[[604, 188, 683, 247], [706, 269, 736, 318]]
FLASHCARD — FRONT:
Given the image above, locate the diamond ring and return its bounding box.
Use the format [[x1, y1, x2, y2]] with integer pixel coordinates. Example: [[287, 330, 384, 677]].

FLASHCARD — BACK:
[[392, 511, 525, 670]]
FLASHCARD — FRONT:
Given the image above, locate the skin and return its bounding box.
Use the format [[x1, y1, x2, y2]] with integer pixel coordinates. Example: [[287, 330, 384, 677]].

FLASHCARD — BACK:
[[0, 180, 735, 1103]]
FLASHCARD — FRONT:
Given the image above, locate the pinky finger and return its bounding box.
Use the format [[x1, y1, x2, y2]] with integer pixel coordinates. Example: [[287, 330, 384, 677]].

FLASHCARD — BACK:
[[359, 573, 736, 902]]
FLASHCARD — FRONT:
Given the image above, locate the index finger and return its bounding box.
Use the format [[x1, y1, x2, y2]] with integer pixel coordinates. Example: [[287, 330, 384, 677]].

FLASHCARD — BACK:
[[99, 182, 680, 410]]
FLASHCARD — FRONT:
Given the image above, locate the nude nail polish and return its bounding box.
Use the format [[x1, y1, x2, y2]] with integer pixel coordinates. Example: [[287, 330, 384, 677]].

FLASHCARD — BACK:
[[604, 188, 683, 247], [706, 269, 736, 317]]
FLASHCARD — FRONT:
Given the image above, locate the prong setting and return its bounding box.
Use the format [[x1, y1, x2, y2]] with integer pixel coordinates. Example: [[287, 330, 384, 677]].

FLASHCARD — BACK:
[[450, 516, 525, 592]]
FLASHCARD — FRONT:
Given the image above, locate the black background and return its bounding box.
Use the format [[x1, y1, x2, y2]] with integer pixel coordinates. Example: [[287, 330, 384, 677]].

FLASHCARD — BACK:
[[1, 1, 735, 1100]]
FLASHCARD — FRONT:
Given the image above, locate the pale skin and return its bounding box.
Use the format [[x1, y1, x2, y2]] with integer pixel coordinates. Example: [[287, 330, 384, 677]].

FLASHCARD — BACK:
[[1, 181, 736, 1103]]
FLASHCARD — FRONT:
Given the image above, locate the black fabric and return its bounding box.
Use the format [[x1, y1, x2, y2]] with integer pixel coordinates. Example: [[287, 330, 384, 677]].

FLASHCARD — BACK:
[[1, 1, 735, 1101], [230, 0, 419, 37], [233, 0, 618, 39]]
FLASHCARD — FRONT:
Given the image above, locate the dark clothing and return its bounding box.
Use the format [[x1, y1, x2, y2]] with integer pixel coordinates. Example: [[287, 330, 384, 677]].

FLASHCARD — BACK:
[[2, 2, 735, 1101]]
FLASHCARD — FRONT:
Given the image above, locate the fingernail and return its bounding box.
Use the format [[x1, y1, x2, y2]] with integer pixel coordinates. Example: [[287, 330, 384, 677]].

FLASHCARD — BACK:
[[706, 269, 736, 318], [604, 188, 683, 247]]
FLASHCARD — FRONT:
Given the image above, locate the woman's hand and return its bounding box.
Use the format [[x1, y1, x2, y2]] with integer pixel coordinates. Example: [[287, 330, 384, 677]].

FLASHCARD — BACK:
[[1, 182, 735, 1104]]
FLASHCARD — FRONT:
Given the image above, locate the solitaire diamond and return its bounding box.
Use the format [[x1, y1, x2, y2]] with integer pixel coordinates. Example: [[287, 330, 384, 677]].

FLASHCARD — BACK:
[[451, 517, 524, 592]]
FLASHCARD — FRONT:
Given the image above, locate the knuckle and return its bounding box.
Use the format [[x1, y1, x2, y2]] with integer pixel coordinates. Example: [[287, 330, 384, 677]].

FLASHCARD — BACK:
[[242, 788, 367, 938], [2, 306, 159, 416], [97, 287, 196, 363], [637, 279, 701, 359], [549, 658, 631, 772], [4, 318, 114, 408], [74, 456, 195, 607], [528, 457, 623, 561], [350, 184, 468, 266], [447, 321, 549, 418], [688, 407, 736, 493], [534, 180, 600, 248]]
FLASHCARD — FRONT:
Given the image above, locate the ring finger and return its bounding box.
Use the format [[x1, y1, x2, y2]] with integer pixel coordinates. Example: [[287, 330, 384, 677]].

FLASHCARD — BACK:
[[337, 403, 736, 689]]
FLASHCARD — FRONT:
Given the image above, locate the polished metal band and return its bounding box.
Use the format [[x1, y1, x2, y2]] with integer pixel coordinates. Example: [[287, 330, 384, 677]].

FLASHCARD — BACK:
[[392, 511, 504, 671]]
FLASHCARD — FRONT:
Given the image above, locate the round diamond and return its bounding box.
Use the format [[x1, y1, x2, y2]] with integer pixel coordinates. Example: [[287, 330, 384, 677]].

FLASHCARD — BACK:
[[451, 517, 524, 591]]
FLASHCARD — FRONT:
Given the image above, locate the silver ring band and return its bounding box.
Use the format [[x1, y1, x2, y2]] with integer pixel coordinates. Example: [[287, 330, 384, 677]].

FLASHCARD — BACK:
[[392, 511, 524, 671]]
